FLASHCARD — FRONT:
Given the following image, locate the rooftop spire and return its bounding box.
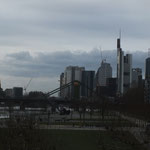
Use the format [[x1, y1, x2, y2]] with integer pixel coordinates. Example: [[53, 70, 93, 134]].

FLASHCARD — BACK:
[[119, 28, 121, 40], [148, 48, 150, 58], [117, 29, 121, 49], [117, 38, 120, 48]]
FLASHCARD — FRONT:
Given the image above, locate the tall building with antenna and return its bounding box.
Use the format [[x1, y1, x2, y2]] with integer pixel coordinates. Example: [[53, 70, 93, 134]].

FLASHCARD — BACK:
[[117, 37, 124, 95], [117, 33, 132, 95]]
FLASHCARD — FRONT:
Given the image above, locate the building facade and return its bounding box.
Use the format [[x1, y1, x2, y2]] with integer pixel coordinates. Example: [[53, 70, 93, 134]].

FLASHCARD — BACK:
[[144, 58, 150, 103], [81, 71, 95, 97], [61, 66, 85, 98], [5, 89, 13, 98], [106, 78, 117, 97], [117, 38, 132, 95], [96, 60, 112, 86], [117, 38, 124, 95], [123, 54, 132, 93], [12, 87, 23, 98], [132, 68, 142, 88], [60, 73, 65, 97], [145, 58, 150, 79]]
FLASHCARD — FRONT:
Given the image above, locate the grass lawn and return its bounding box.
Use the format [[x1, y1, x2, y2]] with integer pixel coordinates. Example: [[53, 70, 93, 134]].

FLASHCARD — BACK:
[[0, 129, 145, 150]]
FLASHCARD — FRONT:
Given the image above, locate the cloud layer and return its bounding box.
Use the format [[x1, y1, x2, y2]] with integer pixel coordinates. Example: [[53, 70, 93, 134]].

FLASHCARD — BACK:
[[0, 0, 149, 92], [0, 49, 148, 91], [1, 49, 147, 77], [0, 0, 149, 51]]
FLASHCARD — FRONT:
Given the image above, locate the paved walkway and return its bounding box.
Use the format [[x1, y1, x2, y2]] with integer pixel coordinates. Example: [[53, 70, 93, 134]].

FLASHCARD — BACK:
[[40, 124, 106, 130], [40, 112, 150, 150], [116, 112, 150, 150]]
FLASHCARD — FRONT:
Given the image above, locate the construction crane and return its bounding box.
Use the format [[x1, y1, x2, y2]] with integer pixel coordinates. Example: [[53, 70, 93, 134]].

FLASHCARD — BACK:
[[24, 78, 32, 94]]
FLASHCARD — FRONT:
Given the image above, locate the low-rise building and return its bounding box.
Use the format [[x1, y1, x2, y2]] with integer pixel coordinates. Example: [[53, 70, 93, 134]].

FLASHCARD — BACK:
[[5, 89, 13, 98], [132, 68, 142, 88], [13, 87, 23, 98]]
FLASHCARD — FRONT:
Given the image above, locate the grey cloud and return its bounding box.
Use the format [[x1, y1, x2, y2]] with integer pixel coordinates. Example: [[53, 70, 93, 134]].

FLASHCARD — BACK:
[[0, 0, 149, 91], [7, 51, 32, 61], [0, 49, 147, 78], [0, 0, 149, 51]]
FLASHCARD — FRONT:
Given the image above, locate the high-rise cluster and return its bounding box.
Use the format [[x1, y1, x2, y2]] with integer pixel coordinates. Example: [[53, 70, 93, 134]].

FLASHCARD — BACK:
[[60, 66, 95, 98], [60, 36, 147, 100]]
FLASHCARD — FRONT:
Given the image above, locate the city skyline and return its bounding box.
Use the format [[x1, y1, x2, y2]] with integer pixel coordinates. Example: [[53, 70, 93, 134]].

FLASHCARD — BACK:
[[0, 1, 150, 149], [0, 49, 149, 92], [0, 0, 150, 92]]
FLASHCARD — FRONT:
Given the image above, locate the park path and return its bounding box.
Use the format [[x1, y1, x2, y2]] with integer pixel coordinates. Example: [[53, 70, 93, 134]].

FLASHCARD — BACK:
[[117, 112, 147, 127], [41, 111, 150, 149], [40, 124, 106, 131], [116, 112, 150, 150]]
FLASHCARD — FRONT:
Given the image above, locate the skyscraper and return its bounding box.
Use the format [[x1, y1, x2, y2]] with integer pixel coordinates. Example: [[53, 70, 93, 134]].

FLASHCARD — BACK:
[[81, 70, 95, 97], [145, 58, 150, 79], [144, 58, 150, 103], [117, 38, 124, 95], [132, 68, 142, 88], [96, 60, 112, 86], [123, 54, 132, 93], [64, 66, 85, 98], [117, 38, 132, 94]]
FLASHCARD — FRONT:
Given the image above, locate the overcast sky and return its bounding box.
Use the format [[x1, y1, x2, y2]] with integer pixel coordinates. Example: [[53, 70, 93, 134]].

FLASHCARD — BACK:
[[0, 0, 149, 93]]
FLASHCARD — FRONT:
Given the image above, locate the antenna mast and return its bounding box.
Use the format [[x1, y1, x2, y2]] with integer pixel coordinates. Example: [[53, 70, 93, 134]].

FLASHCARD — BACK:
[[119, 28, 121, 40], [119, 28, 121, 48], [99, 46, 103, 61], [148, 48, 150, 57]]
